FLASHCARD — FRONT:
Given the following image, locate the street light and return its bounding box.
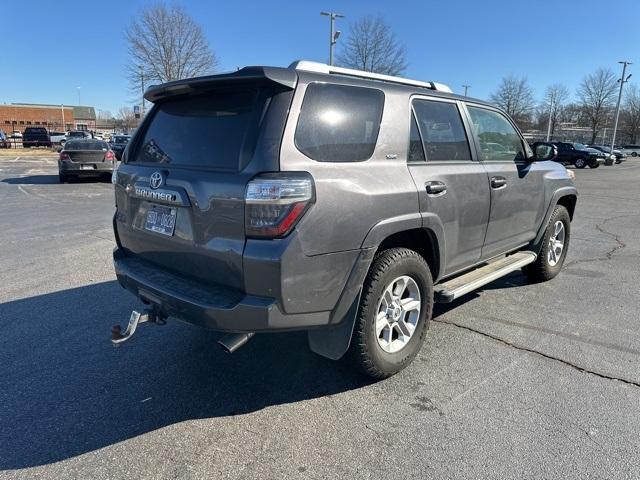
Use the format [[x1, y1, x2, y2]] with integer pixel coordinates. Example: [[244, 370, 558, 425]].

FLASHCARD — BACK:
[[462, 85, 471, 96], [320, 11, 344, 65], [610, 61, 632, 161]]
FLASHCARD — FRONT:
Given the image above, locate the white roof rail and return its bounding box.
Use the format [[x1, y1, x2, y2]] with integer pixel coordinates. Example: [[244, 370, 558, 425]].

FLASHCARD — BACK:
[[288, 60, 452, 93]]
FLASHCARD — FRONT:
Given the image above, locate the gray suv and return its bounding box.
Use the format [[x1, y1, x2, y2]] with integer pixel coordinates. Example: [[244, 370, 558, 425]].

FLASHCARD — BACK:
[[111, 61, 577, 379]]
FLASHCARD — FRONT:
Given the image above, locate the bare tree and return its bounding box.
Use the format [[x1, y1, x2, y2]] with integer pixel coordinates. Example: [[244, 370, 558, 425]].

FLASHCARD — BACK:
[[541, 84, 569, 139], [118, 107, 136, 132], [577, 68, 617, 144], [336, 15, 407, 76], [489, 75, 535, 125], [621, 84, 640, 144], [125, 2, 218, 91]]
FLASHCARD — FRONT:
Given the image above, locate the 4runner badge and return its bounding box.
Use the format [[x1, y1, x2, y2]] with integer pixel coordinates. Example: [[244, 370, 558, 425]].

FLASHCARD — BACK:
[[150, 171, 164, 189]]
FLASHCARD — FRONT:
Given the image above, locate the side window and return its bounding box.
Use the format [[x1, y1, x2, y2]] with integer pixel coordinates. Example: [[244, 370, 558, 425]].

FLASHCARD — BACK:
[[467, 106, 525, 162], [295, 83, 384, 162], [412, 99, 471, 161], [408, 113, 425, 162]]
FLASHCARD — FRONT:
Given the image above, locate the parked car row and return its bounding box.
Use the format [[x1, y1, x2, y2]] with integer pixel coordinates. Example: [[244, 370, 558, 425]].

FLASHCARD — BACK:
[[0, 128, 127, 148], [531, 141, 636, 169]]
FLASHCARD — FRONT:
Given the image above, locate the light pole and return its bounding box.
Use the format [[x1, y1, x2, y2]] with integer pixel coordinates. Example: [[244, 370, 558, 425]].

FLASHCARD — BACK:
[[140, 65, 146, 117], [462, 84, 471, 96], [610, 61, 632, 158], [546, 98, 554, 142], [76, 86, 81, 106], [320, 11, 344, 65], [61, 104, 65, 131]]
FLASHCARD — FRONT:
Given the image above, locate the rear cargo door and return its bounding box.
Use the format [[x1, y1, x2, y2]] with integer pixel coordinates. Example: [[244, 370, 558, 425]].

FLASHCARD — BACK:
[[114, 84, 291, 291]]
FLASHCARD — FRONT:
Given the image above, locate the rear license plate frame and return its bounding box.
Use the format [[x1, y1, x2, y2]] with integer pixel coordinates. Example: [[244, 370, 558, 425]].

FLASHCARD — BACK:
[[144, 204, 177, 236]]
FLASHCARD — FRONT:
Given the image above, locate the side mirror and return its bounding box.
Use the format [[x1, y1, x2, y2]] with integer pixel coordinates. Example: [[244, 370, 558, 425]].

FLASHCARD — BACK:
[[532, 142, 557, 162]]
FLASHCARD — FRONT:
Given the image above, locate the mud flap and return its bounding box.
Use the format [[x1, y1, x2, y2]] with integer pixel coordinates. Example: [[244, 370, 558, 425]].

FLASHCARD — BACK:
[[307, 289, 361, 361]]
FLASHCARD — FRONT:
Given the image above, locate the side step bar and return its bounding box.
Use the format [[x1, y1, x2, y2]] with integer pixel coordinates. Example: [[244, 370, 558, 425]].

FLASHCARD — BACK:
[[434, 251, 536, 303]]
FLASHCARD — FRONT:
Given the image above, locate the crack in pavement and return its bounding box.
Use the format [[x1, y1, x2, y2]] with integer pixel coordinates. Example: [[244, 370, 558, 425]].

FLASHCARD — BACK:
[[566, 213, 636, 267], [432, 318, 640, 389]]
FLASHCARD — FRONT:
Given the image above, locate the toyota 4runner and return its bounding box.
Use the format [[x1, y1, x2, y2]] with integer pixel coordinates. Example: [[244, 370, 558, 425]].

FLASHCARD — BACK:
[[110, 61, 577, 379]]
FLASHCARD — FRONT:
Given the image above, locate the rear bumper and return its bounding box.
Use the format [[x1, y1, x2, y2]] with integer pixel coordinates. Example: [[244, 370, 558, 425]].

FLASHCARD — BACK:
[[60, 161, 114, 173], [114, 248, 336, 332]]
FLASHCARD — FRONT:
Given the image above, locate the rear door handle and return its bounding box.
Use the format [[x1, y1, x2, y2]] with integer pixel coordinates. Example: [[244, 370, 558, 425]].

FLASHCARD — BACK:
[[490, 176, 507, 189], [425, 181, 447, 195]]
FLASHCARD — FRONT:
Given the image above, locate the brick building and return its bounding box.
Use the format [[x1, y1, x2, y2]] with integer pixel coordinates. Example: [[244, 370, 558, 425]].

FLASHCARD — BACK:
[[0, 103, 96, 133]]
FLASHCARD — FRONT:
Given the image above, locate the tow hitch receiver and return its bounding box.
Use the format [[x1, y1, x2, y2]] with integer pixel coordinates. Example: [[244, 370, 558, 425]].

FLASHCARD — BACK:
[[111, 309, 166, 345]]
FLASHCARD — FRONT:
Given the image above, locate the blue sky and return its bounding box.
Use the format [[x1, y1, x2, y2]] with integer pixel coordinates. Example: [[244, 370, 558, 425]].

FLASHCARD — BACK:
[[2, 0, 639, 115]]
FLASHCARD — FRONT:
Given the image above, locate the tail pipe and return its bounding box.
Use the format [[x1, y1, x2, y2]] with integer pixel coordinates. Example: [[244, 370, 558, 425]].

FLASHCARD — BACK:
[[218, 332, 255, 353]]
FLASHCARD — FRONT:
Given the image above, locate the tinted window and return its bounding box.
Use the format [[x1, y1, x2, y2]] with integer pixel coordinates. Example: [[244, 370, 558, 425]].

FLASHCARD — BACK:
[[467, 106, 525, 162], [412, 100, 471, 161], [408, 113, 425, 162], [295, 83, 384, 162], [65, 140, 108, 151], [131, 88, 266, 170]]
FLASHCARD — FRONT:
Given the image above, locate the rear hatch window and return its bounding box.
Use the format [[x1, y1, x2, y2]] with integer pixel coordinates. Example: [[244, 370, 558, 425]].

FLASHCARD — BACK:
[[65, 140, 108, 150], [129, 88, 267, 171]]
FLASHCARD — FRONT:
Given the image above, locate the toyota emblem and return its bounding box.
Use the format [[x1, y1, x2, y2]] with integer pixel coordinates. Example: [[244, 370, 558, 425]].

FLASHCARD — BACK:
[[150, 171, 163, 189]]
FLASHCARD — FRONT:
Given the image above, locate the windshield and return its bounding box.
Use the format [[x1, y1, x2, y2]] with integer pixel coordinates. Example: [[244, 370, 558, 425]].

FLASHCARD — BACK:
[[572, 143, 587, 150]]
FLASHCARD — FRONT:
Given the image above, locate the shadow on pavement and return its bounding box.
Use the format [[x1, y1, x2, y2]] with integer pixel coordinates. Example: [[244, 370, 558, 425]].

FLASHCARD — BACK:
[[2, 175, 60, 185], [2, 175, 111, 185], [0, 281, 372, 470]]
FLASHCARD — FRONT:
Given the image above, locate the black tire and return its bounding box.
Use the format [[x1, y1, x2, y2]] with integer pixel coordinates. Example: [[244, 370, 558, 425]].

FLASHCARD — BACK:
[[523, 205, 571, 282], [574, 157, 587, 168], [632, 152, 638, 157], [589, 161, 600, 168], [348, 248, 433, 379], [58, 172, 67, 183]]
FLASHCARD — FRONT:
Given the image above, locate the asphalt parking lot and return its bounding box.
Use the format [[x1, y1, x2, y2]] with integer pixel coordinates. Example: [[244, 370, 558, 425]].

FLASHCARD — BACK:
[[1, 156, 639, 479]]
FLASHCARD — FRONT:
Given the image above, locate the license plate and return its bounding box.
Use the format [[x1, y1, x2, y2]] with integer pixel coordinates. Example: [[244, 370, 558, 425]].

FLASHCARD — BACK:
[[145, 205, 177, 236], [80, 164, 95, 170]]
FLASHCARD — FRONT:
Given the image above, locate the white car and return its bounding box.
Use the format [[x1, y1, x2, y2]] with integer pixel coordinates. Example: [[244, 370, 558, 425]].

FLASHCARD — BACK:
[[49, 131, 67, 144], [620, 144, 640, 157], [10, 131, 22, 139]]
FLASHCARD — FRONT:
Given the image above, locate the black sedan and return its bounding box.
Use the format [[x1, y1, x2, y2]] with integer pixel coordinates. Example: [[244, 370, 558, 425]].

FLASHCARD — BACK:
[[58, 139, 116, 183], [588, 145, 625, 164]]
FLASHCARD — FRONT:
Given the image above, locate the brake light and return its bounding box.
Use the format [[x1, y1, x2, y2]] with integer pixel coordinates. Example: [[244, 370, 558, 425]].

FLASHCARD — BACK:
[[59, 152, 70, 161], [245, 173, 314, 238], [105, 151, 115, 161]]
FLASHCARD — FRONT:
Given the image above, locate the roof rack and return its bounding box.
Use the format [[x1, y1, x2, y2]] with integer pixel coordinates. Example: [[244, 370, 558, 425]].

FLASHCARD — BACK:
[[289, 60, 452, 93]]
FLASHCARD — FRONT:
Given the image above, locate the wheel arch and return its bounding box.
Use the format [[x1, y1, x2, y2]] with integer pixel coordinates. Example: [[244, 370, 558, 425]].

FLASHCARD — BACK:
[[556, 193, 577, 220], [533, 187, 578, 249], [376, 228, 441, 282]]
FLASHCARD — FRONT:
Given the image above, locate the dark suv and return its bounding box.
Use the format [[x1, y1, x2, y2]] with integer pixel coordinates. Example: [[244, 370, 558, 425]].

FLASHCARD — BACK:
[[550, 142, 605, 168], [22, 127, 51, 148], [109, 134, 131, 161], [111, 61, 577, 378]]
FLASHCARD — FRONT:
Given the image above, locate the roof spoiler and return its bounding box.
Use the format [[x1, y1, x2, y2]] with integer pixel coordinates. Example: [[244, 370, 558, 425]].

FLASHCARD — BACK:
[[144, 66, 298, 102]]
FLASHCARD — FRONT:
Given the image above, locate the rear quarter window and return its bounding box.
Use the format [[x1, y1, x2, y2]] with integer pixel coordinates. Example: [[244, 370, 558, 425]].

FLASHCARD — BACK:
[[294, 83, 384, 162]]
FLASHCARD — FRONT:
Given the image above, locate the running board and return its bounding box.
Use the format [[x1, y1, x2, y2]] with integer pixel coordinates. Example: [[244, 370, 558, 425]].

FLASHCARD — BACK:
[[434, 251, 536, 303]]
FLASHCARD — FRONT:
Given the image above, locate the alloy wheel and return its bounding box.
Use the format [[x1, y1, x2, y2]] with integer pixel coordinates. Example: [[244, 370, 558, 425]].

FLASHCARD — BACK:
[[375, 275, 421, 353]]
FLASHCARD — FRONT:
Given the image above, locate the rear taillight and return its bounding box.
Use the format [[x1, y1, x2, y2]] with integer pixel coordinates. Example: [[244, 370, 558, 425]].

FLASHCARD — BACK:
[[245, 173, 314, 238], [59, 152, 70, 161], [105, 151, 115, 161]]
